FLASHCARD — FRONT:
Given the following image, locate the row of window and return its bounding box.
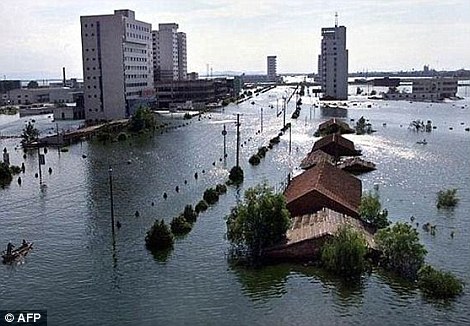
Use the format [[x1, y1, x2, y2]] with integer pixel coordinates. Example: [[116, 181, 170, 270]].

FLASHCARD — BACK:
[[126, 32, 150, 40], [125, 82, 148, 88], [126, 74, 149, 79], [85, 57, 97, 62], [124, 47, 147, 54], [125, 65, 149, 71], [124, 56, 148, 62], [86, 67, 99, 71], [126, 91, 141, 97], [126, 23, 150, 33]]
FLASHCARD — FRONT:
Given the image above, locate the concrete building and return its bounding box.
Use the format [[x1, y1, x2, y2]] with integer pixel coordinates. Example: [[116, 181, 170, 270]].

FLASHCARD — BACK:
[[267, 56, 277, 82], [152, 23, 187, 82], [177, 32, 187, 80], [80, 9, 154, 122], [155, 77, 241, 109], [318, 22, 348, 100], [383, 77, 458, 101]]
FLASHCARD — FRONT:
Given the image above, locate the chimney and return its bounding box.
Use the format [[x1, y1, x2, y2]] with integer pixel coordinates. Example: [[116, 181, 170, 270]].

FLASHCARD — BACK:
[[62, 67, 66, 87]]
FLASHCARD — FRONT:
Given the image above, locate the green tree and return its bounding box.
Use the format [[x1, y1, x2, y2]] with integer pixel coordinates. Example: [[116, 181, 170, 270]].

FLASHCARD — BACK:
[[436, 188, 459, 209], [129, 107, 156, 132], [0, 162, 13, 187], [228, 166, 244, 185], [376, 222, 427, 280], [21, 122, 40, 145], [359, 191, 390, 229], [27, 80, 39, 89], [417, 265, 463, 299], [321, 226, 368, 277], [145, 219, 174, 251], [226, 183, 291, 258], [170, 215, 192, 235]]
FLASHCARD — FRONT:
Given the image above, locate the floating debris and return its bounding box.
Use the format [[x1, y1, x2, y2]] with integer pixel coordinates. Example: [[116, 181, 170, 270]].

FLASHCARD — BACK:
[[163, 192, 168, 199], [135, 210, 140, 217], [116, 221, 122, 229]]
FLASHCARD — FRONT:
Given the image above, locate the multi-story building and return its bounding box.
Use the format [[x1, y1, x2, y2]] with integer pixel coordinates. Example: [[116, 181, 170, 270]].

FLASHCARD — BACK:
[[177, 32, 187, 80], [267, 56, 277, 82], [153, 23, 187, 82], [80, 9, 153, 122], [318, 23, 348, 100], [383, 77, 458, 101]]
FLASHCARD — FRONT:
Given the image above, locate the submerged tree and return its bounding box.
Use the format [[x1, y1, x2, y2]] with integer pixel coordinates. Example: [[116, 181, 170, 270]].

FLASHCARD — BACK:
[[321, 226, 368, 278], [358, 191, 390, 229], [436, 188, 459, 209], [21, 122, 40, 145], [226, 183, 291, 258], [129, 107, 156, 132], [376, 222, 427, 280], [0, 162, 13, 187], [145, 219, 174, 251], [417, 265, 463, 299]]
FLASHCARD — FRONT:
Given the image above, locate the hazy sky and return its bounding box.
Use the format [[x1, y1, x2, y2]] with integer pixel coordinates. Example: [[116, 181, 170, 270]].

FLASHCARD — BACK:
[[1, 0, 469, 79]]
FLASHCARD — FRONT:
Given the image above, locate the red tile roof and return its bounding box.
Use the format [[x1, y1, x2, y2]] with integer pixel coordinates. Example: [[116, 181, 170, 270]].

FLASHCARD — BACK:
[[284, 161, 362, 217], [300, 150, 334, 170], [312, 133, 361, 157]]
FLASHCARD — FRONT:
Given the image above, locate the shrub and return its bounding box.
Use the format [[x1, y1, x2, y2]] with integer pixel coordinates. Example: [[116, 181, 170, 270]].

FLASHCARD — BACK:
[[183, 113, 192, 120], [129, 107, 156, 132], [269, 136, 280, 145], [376, 222, 427, 280], [417, 265, 464, 299], [0, 162, 13, 187], [182, 204, 197, 223], [215, 184, 227, 195], [9, 165, 22, 175], [257, 146, 268, 158], [228, 166, 244, 185], [226, 183, 291, 258], [195, 200, 209, 214], [117, 132, 128, 141], [203, 187, 219, 205], [359, 191, 390, 229], [436, 189, 459, 209], [170, 215, 193, 235], [145, 219, 174, 250], [249, 154, 261, 166], [321, 226, 368, 277]]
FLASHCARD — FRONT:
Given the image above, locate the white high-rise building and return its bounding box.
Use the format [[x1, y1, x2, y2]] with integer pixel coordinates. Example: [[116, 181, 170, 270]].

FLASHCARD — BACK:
[[80, 9, 153, 121], [153, 23, 179, 81], [267, 56, 277, 82], [153, 24, 187, 82], [177, 32, 187, 80], [318, 21, 348, 100]]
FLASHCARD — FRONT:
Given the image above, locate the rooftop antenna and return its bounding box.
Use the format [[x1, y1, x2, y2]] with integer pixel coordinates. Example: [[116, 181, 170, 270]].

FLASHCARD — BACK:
[[335, 12, 338, 27]]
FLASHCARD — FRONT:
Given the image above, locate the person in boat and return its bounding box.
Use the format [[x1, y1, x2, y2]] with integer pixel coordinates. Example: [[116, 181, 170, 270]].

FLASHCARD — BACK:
[[21, 239, 27, 248], [6, 242, 14, 255]]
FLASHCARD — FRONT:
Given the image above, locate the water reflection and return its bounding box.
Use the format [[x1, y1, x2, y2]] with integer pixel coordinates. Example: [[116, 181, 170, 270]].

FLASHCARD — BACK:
[[230, 263, 290, 302]]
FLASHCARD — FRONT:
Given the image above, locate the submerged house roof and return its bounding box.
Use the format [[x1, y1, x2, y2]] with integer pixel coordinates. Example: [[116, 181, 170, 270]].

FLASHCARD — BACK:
[[300, 150, 334, 170], [263, 208, 376, 260], [318, 118, 355, 135], [284, 161, 362, 218], [312, 133, 361, 157]]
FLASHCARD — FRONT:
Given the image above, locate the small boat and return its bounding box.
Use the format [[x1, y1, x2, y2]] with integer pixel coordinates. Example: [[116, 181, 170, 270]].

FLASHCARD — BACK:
[[2, 242, 33, 264]]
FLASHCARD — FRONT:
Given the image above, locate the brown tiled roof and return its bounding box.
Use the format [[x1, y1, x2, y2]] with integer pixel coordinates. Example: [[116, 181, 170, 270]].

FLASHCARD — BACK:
[[300, 150, 334, 170], [318, 118, 355, 134], [287, 208, 376, 249], [284, 161, 362, 217], [312, 133, 361, 157]]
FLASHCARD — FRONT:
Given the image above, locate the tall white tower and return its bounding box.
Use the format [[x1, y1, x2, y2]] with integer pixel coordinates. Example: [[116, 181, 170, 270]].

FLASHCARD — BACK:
[[80, 9, 153, 121], [267, 56, 277, 82], [318, 14, 348, 100]]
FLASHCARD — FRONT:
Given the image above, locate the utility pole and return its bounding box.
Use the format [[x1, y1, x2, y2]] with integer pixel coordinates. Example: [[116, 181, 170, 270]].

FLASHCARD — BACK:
[[108, 166, 115, 234], [236, 114, 240, 168], [283, 97, 286, 129], [222, 124, 227, 162], [260, 107, 263, 132], [37, 147, 44, 184], [289, 125, 292, 154]]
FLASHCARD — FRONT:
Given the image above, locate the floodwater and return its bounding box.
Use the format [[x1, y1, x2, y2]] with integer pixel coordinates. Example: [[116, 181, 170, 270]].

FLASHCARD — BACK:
[[1, 84, 469, 325]]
